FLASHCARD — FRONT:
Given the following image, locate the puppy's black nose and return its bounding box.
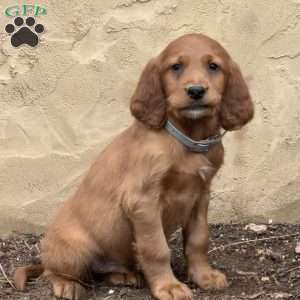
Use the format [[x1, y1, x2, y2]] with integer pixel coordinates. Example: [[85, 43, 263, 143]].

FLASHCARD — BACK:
[[186, 86, 207, 100]]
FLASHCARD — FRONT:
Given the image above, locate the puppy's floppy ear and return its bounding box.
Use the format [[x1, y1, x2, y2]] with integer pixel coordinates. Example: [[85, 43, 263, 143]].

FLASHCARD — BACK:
[[220, 61, 254, 130], [130, 58, 166, 129]]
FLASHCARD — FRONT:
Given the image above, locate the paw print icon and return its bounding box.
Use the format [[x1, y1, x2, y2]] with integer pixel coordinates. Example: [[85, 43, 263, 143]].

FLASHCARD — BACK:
[[5, 17, 45, 47]]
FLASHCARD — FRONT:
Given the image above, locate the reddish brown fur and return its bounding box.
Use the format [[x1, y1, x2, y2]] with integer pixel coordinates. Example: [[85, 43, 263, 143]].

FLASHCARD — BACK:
[[14, 34, 254, 300]]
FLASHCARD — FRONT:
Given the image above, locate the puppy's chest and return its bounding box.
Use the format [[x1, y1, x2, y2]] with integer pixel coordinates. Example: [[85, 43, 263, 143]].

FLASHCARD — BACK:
[[160, 165, 204, 233], [163, 174, 200, 205], [162, 153, 216, 199]]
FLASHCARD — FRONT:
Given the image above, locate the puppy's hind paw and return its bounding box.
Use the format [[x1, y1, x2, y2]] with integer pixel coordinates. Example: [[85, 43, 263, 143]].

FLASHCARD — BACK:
[[51, 277, 86, 300]]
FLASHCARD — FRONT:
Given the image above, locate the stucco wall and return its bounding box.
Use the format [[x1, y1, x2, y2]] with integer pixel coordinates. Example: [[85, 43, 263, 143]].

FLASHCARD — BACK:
[[0, 0, 300, 234]]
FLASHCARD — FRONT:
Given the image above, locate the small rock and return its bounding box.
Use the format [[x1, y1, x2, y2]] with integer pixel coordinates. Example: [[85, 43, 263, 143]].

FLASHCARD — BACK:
[[261, 276, 270, 282], [257, 249, 264, 255], [245, 223, 267, 233], [108, 289, 114, 295], [295, 242, 300, 254], [0, 250, 5, 258]]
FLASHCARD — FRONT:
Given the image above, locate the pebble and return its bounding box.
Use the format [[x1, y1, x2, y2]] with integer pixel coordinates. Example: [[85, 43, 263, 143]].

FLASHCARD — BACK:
[[108, 289, 114, 295], [261, 276, 270, 282], [245, 223, 267, 233]]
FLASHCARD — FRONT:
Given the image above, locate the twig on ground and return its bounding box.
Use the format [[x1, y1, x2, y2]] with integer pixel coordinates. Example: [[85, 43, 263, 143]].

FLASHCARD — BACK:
[[279, 265, 300, 276], [0, 263, 16, 289], [271, 274, 281, 287], [23, 240, 32, 250], [242, 291, 265, 299], [209, 232, 300, 254], [102, 296, 115, 300], [23, 240, 40, 254]]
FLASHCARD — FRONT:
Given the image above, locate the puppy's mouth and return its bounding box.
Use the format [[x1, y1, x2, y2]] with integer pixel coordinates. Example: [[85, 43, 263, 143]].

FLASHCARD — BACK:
[[180, 104, 213, 119]]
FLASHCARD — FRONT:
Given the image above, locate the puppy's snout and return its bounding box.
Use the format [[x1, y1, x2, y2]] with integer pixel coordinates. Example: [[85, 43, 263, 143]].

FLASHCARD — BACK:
[[185, 85, 207, 100]]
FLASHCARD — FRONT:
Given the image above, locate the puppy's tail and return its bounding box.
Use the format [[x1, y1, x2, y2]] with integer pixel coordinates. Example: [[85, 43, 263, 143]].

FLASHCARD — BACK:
[[14, 264, 44, 291]]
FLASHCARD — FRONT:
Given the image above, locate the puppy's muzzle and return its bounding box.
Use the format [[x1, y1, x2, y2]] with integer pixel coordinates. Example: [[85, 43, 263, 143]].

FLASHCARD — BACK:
[[185, 85, 207, 100]]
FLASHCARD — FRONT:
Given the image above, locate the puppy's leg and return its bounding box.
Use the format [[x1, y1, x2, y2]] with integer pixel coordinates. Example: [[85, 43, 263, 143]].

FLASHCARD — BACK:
[[41, 235, 94, 300], [45, 271, 86, 300], [129, 198, 192, 300], [184, 190, 228, 290]]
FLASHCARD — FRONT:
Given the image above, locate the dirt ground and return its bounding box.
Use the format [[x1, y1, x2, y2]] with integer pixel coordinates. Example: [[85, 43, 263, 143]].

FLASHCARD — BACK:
[[1, 224, 300, 300]]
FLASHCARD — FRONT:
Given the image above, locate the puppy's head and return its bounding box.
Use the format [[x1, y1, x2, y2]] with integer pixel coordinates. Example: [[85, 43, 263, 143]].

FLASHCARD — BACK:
[[130, 34, 254, 130]]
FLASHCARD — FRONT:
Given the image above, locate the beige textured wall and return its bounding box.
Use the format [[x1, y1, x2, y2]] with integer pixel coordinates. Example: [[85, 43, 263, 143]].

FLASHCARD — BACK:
[[0, 0, 300, 234]]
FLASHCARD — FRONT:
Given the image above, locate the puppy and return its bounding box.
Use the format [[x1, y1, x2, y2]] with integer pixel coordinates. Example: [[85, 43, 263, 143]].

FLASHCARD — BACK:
[[14, 33, 254, 300]]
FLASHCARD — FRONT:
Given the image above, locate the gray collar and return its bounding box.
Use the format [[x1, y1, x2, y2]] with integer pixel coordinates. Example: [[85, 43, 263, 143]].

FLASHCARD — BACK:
[[165, 120, 226, 153]]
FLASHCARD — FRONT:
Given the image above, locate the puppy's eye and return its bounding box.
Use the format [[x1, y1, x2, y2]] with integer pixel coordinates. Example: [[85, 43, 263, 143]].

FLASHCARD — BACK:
[[208, 62, 219, 71], [170, 63, 183, 72]]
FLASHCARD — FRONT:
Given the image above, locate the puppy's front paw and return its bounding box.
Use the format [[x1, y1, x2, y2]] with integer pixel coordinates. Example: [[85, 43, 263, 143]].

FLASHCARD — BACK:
[[191, 268, 228, 290], [152, 280, 192, 300]]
